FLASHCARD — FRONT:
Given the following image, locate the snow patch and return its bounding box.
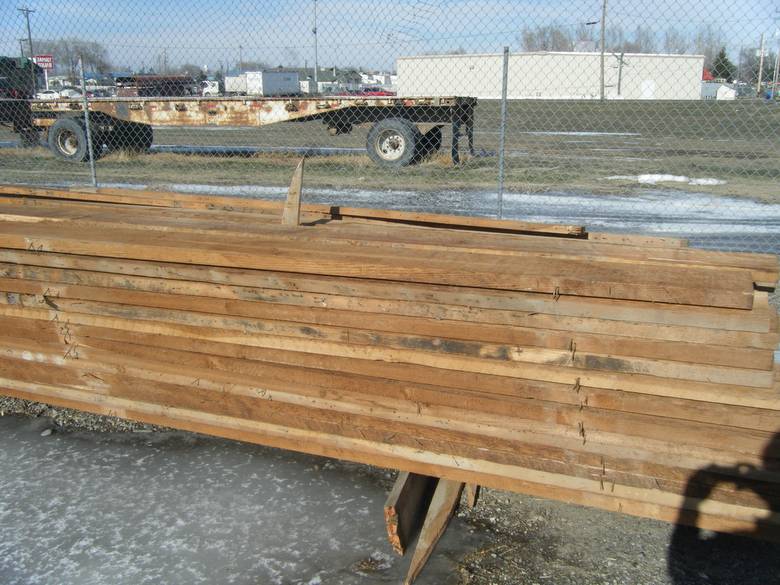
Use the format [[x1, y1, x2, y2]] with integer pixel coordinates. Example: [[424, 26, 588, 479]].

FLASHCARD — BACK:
[[521, 131, 641, 137], [607, 174, 726, 186]]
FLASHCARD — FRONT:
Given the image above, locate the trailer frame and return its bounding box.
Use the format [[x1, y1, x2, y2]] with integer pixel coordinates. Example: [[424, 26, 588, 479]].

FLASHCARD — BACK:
[[7, 95, 477, 166]]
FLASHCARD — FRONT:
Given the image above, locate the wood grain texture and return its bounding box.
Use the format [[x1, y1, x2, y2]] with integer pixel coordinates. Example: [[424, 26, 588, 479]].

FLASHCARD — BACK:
[[0, 184, 778, 544]]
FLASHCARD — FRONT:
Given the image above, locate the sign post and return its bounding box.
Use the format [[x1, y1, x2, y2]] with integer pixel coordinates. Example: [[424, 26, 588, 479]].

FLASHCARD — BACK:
[[33, 54, 53, 91]]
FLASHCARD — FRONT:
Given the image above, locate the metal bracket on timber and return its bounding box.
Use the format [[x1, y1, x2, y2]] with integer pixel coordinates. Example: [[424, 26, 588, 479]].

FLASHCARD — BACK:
[[384, 471, 469, 585], [281, 157, 305, 227]]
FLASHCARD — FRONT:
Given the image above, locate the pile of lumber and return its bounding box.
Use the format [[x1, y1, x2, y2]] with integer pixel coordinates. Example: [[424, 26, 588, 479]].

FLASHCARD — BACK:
[[0, 183, 778, 541]]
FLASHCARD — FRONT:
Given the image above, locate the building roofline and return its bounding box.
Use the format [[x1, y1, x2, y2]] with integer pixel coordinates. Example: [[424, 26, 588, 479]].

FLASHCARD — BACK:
[[398, 51, 705, 61]]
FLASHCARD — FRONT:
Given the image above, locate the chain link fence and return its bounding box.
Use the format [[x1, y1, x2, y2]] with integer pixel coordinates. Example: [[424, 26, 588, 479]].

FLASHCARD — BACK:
[[1, 0, 778, 254]]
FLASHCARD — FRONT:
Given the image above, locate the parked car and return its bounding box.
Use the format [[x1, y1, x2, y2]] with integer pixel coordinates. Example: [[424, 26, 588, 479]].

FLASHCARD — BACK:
[[201, 80, 220, 96], [35, 89, 60, 100]]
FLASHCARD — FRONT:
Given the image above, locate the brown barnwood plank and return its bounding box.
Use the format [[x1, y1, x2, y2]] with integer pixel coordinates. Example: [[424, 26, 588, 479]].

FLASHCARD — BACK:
[[0, 182, 778, 549], [465, 484, 481, 508], [0, 260, 774, 351], [403, 479, 464, 585], [0, 184, 585, 236], [0, 277, 772, 373], [0, 381, 780, 539], [0, 218, 757, 308], [6, 275, 772, 368], [1, 378, 777, 542], [1, 336, 778, 481], [0, 297, 775, 392], [9, 293, 771, 386], [0, 250, 770, 335], [281, 158, 304, 227], [384, 472, 437, 555], [2, 196, 774, 286], [0, 199, 774, 286], [3, 305, 777, 415], [2, 314, 777, 437], [1, 356, 777, 515]]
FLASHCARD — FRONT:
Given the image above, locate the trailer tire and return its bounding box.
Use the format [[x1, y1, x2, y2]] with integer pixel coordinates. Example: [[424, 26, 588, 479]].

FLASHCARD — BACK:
[[107, 122, 153, 153], [48, 117, 92, 162], [415, 126, 443, 161], [366, 118, 420, 167]]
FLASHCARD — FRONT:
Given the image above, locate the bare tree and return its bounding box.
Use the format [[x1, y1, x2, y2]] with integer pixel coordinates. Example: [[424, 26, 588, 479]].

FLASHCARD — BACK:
[[606, 26, 656, 53], [737, 46, 776, 84], [605, 26, 626, 52], [520, 24, 574, 52], [574, 23, 596, 44], [663, 28, 689, 54], [176, 63, 206, 80], [35, 38, 111, 82], [628, 26, 657, 53], [236, 60, 270, 71], [693, 25, 725, 69]]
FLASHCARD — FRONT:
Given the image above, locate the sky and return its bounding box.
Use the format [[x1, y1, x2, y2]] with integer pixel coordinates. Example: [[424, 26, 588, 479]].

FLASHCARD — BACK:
[[1, 0, 777, 73]]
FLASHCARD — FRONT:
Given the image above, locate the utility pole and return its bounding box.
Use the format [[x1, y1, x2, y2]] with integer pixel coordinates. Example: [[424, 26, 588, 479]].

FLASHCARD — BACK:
[[18, 38, 27, 58], [736, 45, 743, 83], [599, 0, 608, 101], [313, 0, 319, 90], [773, 16, 780, 99], [757, 33, 765, 95], [239, 44, 243, 72], [616, 52, 625, 96], [18, 6, 36, 96]]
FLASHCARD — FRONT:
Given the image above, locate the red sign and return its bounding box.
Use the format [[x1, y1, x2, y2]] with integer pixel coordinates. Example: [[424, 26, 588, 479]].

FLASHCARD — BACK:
[[34, 55, 54, 70]]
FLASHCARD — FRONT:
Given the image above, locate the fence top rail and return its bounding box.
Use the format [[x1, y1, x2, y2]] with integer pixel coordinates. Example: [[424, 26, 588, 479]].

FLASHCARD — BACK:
[[27, 96, 477, 107]]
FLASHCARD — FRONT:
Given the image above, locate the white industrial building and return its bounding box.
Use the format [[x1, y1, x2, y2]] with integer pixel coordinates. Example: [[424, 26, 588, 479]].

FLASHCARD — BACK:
[[397, 51, 705, 100]]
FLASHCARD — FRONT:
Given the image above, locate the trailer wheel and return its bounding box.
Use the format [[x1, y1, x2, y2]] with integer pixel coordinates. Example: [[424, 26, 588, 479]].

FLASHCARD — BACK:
[[48, 117, 91, 162], [415, 126, 443, 161], [107, 122, 153, 153], [366, 118, 420, 167]]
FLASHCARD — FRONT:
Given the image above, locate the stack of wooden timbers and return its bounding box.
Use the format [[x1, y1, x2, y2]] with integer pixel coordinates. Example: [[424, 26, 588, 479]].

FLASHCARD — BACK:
[[0, 182, 778, 581]]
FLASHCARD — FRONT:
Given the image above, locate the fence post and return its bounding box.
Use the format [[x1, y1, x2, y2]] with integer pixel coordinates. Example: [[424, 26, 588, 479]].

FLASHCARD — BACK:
[[79, 56, 98, 187], [497, 46, 509, 219], [599, 0, 608, 101]]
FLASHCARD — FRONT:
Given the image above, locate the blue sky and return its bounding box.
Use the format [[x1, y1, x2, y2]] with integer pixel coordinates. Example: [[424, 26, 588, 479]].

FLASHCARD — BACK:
[[1, 0, 777, 72]]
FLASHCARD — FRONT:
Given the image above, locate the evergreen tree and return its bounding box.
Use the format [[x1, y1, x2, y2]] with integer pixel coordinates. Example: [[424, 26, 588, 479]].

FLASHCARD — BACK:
[[711, 47, 736, 82]]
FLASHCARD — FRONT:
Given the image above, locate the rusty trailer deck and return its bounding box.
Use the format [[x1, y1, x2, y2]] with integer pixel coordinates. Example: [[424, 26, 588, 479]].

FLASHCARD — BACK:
[[20, 95, 477, 166]]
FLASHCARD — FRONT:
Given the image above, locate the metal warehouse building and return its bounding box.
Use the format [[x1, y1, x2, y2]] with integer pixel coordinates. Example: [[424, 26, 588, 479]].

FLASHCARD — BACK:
[[397, 51, 705, 100]]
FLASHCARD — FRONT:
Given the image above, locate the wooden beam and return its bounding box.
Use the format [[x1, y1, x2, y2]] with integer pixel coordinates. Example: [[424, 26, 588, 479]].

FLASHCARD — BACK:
[[0, 182, 778, 551], [465, 484, 481, 508], [404, 479, 464, 585], [384, 471, 438, 555], [0, 221, 757, 308], [0, 184, 586, 237], [281, 158, 304, 227]]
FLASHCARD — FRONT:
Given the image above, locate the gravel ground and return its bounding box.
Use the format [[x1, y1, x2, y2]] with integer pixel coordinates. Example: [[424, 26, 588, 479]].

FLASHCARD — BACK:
[[0, 396, 166, 433]]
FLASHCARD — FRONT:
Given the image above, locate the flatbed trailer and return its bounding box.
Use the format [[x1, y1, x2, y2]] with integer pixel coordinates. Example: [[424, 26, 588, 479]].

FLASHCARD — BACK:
[[4, 95, 476, 167]]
